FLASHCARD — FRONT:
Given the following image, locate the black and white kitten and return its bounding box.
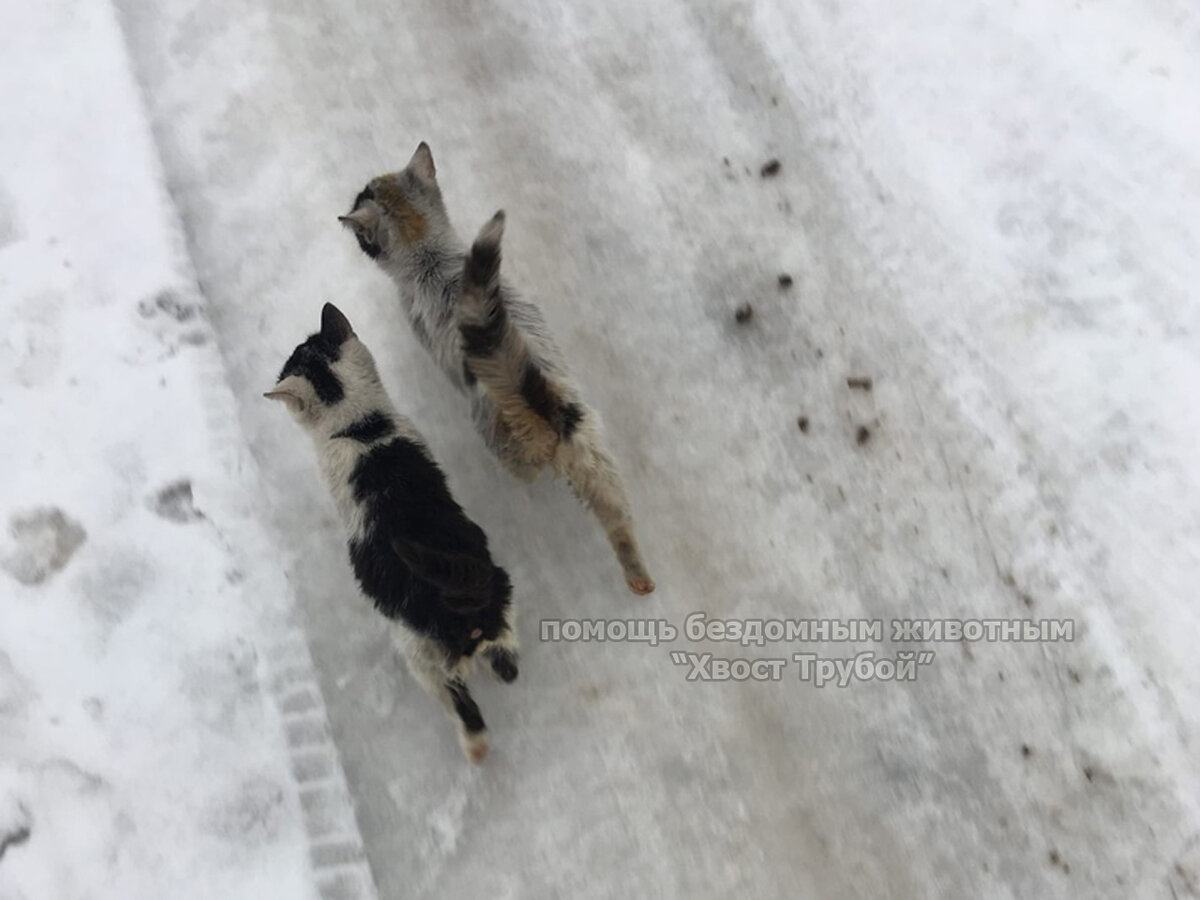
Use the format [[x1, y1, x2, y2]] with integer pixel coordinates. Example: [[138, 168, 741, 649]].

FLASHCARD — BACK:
[[339, 144, 655, 596], [266, 303, 518, 763]]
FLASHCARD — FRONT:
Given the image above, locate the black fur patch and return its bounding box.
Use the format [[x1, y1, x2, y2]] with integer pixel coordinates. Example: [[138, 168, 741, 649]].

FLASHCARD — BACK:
[[519, 363, 555, 423], [560, 402, 583, 440], [348, 186, 381, 258], [486, 647, 519, 683], [392, 535, 493, 608], [352, 185, 375, 209], [460, 240, 505, 358], [348, 436, 435, 504], [279, 332, 344, 404], [460, 309, 505, 357], [464, 240, 500, 286], [447, 679, 486, 733], [519, 362, 579, 438], [353, 233, 382, 259], [345, 437, 513, 661], [333, 411, 395, 443]]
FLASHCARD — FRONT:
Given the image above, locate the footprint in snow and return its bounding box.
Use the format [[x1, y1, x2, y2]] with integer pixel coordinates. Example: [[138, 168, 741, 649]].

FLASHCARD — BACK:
[[1, 507, 87, 586], [149, 479, 205, 523]]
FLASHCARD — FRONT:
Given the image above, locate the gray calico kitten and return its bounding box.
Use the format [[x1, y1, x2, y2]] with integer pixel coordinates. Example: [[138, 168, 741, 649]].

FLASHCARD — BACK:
[[266, 303, 519, 763], [339, 143, 654, 596]]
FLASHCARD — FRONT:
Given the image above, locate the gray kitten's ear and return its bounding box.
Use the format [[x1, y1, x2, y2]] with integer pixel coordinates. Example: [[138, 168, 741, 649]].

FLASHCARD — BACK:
[[321, 302, 355, 343], [338, 206, 378, 236], [407, 142, 436, 182]]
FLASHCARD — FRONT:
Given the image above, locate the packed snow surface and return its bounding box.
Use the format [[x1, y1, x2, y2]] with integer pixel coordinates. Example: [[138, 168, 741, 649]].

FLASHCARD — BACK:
[[3, 0, 1199, 897]]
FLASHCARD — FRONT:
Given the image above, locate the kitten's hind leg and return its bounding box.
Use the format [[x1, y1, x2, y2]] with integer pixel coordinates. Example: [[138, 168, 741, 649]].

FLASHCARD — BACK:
[[483, 645, 519, 683], [488, 415, 542, 483], [558, 427, 655, 596], [446, 678, 489, 763], [482, 570, 520, 683], [397, 628, 489, 763]]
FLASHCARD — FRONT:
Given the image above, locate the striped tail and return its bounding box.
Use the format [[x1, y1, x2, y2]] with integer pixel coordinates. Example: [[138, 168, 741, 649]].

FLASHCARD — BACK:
[[458, 211, 582, 449]]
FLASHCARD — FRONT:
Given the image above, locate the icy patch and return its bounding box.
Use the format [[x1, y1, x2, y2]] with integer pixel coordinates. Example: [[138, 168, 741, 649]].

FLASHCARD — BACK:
[[1, 507, 87, 586]]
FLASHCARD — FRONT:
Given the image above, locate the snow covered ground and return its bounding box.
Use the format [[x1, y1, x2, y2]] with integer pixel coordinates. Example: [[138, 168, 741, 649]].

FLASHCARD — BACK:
[[0, 3, 369, 898], [4, 0, 1200, 897]]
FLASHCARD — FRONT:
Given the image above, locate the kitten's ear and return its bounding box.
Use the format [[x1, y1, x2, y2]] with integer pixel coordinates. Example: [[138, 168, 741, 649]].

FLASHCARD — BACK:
[[321, 302, 355, 344], [264, 388, 306, 414], [407, 142, 436, 182], [339, 206, 384, 258], [338, 206, 378, 237], [265, 375, 312, 414]]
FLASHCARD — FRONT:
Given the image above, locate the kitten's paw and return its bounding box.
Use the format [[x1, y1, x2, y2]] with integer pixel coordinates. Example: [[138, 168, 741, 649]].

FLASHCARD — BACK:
[[459, 730, 489, 764], [627, 577, 656, 596], [615, 539, 654, 596]]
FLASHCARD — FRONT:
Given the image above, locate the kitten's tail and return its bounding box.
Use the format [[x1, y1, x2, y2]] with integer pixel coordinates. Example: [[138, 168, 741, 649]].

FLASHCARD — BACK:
[[458, 211, 582, 445]]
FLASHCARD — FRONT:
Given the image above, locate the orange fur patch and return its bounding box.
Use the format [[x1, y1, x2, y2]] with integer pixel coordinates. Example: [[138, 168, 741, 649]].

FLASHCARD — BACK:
[[496, 400, 559, 467], [472, 354, 561, 467], [375, 177, 428, 243]]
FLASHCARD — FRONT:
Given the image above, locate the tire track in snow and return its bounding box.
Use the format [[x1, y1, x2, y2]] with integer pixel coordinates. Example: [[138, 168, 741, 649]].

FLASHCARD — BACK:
[[267, 630, 378, 900]]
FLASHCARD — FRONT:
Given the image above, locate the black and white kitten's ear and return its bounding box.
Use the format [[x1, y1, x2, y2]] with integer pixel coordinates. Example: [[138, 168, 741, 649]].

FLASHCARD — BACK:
[[321, 302, 355, 344], [407, 141, 436, 182], [264, 376, 311, 414]]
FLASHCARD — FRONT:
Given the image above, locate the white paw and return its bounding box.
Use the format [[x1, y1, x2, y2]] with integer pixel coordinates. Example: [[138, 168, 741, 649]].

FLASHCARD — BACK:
[[459, 731, 489, 764]]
